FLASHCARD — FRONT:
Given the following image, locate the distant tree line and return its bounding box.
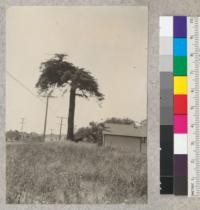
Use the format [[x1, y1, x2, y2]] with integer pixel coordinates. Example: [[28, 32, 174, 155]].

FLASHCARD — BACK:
[[104, 117, 136, 125], [6, 130, 43, 142], [6, 118, 147, 144]]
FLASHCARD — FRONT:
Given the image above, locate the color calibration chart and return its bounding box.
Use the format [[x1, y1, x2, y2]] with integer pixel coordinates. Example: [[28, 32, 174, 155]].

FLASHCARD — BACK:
[[160, 16, 200, 196]]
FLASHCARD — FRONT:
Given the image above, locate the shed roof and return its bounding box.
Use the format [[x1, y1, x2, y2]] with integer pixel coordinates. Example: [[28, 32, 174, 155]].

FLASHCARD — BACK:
[[103, 123, 147, 138]]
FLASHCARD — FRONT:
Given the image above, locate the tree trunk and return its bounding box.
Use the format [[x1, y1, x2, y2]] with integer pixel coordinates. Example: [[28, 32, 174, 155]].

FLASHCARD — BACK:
[[67, 87, 76, 141]]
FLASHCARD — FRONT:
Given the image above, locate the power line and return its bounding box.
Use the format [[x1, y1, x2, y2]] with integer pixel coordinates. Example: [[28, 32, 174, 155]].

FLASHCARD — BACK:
[[7, 71, 70, 136], [7, 70, 59, 114], [6, 71, 43, 102]]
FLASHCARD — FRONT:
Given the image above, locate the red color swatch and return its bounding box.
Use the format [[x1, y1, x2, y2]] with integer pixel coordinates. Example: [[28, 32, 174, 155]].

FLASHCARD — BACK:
[[174, 95, 187, 114]]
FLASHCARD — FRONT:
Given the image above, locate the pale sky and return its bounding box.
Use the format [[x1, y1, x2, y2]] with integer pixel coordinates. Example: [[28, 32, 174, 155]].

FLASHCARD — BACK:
[[6, 6, 148, 134]]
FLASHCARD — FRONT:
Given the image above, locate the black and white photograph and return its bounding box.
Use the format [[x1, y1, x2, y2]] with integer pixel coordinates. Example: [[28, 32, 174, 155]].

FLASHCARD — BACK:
[[6, 6, 148, 204]]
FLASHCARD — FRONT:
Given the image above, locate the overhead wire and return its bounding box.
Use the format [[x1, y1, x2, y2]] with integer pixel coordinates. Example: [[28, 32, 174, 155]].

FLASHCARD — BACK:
[[6, 71, 64, 114]]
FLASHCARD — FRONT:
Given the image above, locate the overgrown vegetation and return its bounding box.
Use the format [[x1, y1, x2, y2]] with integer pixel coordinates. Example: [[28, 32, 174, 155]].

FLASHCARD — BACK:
[[6, 141, 147, 204]]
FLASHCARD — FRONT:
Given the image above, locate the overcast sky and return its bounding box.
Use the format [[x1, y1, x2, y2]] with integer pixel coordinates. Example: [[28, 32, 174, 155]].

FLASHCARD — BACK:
[[6, 6, 147, 134]]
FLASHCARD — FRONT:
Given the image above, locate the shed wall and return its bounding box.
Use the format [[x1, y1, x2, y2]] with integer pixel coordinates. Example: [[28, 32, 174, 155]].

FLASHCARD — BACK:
[[103, 134, 146, 153]]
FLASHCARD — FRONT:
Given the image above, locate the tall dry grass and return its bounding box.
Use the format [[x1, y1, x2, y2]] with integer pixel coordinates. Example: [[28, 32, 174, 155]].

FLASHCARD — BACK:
[[6, 141, 147, 204]]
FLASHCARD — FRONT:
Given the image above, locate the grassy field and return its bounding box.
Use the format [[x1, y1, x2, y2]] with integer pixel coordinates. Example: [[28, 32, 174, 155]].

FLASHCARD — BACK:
[[6, 141, 147, 204]]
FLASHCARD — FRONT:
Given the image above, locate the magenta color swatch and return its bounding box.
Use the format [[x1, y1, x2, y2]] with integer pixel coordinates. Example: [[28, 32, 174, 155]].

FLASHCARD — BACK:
[[174, 115, 187, 133]]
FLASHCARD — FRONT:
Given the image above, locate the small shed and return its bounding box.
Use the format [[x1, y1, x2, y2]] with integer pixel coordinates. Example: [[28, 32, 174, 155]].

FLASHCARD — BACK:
[[102, 123, 147, 153]]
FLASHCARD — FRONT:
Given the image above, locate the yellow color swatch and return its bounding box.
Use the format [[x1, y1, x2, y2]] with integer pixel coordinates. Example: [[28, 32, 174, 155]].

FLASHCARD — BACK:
[[174, 76, 187, 94]]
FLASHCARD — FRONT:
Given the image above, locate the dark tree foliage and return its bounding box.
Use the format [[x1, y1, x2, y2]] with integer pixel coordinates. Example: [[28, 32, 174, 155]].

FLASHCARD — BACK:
[[75, 122, 105, 145], [6, 130, 21, 141], [104, 117, 136, 126], [36, 54, 104, 141]]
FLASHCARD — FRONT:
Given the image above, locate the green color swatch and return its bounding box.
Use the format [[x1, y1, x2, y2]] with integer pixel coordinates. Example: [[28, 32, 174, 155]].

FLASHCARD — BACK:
[[173, 56, 187, 76]]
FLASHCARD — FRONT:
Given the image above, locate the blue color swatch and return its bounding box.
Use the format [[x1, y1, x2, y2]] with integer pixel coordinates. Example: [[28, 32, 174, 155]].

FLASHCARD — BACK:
[[173, 38, 187, 56]]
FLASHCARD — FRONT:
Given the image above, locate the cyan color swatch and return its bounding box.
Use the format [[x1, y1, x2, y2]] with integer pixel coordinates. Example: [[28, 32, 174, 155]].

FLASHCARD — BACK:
[[173, 38, 187, 56]]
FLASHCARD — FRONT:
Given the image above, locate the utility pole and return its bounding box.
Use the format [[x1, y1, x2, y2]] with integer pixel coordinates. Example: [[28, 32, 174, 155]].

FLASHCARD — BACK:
[[20, 118, 25, 132], [57, 116, 67, 141], [20, 118, 25, 140], [42, 90, 55, 142], [50, 129, 54, 141]]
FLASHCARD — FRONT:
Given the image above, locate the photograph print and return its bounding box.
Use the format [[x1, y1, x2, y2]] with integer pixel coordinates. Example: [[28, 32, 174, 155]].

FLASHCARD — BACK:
[[6, 6, 148, 204]]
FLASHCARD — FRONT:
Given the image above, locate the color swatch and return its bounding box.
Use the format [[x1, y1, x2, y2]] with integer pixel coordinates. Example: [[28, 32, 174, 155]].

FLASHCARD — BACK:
[[160, 16, 188, 195], [173, 16, 188, 196], [160, 16, 200, 197], [160, 16, 174, 194]]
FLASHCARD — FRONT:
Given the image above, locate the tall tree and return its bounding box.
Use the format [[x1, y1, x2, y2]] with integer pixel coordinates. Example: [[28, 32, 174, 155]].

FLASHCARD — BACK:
[[36, 54, 104, 141]]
